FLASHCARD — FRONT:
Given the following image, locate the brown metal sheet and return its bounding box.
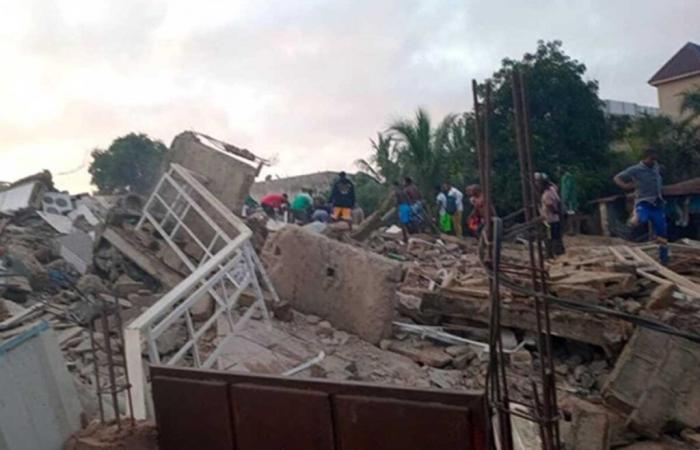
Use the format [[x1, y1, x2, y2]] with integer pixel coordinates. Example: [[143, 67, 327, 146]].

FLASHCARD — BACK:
[[334, 395, 474, 450], [230, 383, 334, 450], [152, 375, 235, 450], [151, 365, 485, 409]]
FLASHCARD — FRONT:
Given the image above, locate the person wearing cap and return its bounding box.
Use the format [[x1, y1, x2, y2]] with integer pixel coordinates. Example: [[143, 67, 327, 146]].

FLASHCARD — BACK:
[[329, 171, 356, 228], [614, 148, 669, 265]]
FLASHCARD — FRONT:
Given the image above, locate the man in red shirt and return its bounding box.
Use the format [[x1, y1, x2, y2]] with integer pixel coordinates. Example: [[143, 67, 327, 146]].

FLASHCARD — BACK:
[[260, 193, 289, 219]]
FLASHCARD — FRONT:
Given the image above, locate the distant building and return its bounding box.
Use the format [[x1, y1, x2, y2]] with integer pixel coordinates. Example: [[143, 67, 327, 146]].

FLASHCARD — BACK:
[[251, 171, 342, 199], [602, 99, 659, 117], [649, 42, 700, 120]]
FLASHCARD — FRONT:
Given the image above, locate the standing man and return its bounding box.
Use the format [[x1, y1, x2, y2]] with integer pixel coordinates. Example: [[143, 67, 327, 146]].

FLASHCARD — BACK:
[[436, 185, 452, 234], [540, 179, 565, 258], [393, 181, 410, 243], [404, 177, 423, 232], [466, 184, 485, 238], [443, 182, 464, 237], [614, 148, 669, 265], [329, 172, 356, 229]]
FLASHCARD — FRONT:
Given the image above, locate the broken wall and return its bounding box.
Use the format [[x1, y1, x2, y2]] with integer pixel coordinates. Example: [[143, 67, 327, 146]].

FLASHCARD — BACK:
[[262, 226, 402, 344], [168, 131, 259, 215], [603, 327, 700, 437]]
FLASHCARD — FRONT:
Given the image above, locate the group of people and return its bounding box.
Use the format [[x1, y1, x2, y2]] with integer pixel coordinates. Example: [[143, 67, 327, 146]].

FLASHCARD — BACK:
[[249, 149, 669, 264], [253, 172, 360, 228], [435, 182, 486, 238]]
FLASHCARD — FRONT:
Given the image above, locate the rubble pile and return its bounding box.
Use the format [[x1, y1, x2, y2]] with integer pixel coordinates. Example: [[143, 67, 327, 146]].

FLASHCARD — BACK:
[[354, 228, 700, 448], [2, 159, 700, 450], [0, 173, 196, 422]]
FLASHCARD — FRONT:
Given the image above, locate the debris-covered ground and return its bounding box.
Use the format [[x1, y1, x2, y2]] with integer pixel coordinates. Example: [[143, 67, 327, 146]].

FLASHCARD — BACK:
[[2, 161, 700, 449]]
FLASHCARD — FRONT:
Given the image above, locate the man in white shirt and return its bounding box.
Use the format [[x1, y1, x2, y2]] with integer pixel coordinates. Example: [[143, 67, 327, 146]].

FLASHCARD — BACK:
[[435, 185, 452, 233], [442, 182, 464, 237]]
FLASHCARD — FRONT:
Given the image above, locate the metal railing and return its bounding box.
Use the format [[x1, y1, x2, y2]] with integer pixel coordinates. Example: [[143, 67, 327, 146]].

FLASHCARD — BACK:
[[125, 163, 279, 419]]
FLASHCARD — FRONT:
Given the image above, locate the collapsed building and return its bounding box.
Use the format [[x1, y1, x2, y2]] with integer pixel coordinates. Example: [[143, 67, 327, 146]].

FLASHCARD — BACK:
[[1, 128, 699, 450]]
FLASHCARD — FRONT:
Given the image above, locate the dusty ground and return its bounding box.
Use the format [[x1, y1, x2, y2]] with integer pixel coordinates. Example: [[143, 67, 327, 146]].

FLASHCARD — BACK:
[[63, 420, 157, 450]]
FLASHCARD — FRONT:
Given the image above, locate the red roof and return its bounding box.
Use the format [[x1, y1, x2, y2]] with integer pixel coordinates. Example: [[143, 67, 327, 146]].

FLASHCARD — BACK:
[[649, 42, 700, 86]]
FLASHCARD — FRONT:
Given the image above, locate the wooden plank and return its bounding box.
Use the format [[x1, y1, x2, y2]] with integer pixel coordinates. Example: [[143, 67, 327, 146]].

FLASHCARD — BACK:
[[631, 248, 700, 294], [102, 227, 183, 288]]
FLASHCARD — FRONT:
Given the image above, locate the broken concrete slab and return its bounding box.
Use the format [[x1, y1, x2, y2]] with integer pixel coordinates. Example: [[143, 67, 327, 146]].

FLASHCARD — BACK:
[[56, 231, 94, 274], [168, 131, 262, 216], [262, 225, 402, 344], [559, 396, 627, 450], [385, 340, 453, 368], [0, 180, 45, 214], [101, 227, 183, 288], [603, 327, 700, 437], [421, 289, 631, 355]]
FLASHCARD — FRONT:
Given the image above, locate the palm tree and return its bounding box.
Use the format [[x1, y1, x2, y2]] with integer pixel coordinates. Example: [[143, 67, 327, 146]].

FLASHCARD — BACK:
[[354, 133, 400, 183], [388, 108, 456, 193]]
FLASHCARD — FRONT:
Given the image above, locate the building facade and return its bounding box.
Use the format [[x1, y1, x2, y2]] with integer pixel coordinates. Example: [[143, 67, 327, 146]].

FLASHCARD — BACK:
[[649, 42, 700, 120]]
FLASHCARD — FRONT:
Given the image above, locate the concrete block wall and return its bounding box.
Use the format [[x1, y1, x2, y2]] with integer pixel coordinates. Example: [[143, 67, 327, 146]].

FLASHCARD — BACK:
[[262, 226, 402, 344]]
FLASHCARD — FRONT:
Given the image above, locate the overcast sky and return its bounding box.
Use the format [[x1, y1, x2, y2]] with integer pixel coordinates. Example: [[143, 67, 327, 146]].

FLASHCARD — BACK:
[[1, 0, 698, 193]]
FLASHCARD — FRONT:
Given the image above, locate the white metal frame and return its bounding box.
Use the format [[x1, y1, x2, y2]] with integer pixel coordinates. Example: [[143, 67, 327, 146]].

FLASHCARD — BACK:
[[125, 163, 279, 419]]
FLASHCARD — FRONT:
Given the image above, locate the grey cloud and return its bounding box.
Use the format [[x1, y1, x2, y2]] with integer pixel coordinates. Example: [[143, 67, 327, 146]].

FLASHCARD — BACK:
[[1, 0, 699, 189]]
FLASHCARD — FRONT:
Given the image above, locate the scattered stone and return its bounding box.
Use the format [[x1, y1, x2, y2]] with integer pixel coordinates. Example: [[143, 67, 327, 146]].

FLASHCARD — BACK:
[[647, 283, 676, 310], [271, 300, 293, 322], [445, 345, 471, 357], [680, 429, 700, 447], [452, 352, 475, 370], [113, 274, 145, 297], [77, 274, 108, 296], [305, 314, 322, 325], [386, 340, 452, 368], [510, 349, 533, 367]]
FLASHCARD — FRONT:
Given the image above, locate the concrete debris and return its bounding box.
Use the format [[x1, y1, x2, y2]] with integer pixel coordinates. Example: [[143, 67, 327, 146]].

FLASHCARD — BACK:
[[64, 420, 157, 450], [262, 225, 402, 344], [603, 327, 700, 437], [57, 231, 94, 274], [1, 152, 698, 450]]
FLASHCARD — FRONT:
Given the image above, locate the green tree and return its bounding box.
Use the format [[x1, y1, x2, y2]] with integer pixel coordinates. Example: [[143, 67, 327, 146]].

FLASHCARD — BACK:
[[355, 133, 401, 183], [89, 133, 168, 194], [486, 40, 613, 212]]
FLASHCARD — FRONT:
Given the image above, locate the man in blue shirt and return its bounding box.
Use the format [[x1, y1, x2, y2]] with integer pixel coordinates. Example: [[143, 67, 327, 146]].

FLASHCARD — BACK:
[[614, 148, 669, 264]]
